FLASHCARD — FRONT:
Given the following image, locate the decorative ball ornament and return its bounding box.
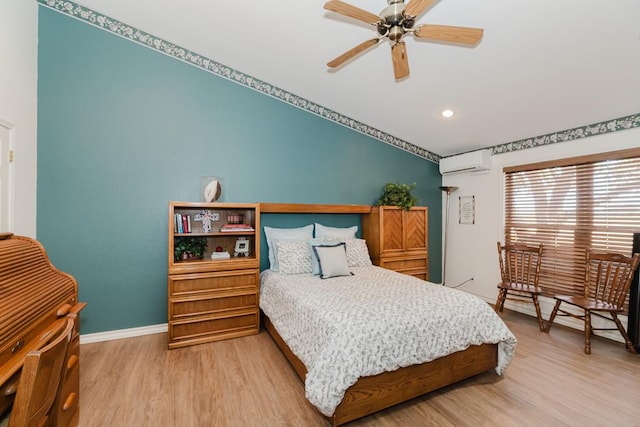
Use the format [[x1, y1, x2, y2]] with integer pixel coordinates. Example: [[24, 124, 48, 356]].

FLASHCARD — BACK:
[[204, 180, 222, 203]]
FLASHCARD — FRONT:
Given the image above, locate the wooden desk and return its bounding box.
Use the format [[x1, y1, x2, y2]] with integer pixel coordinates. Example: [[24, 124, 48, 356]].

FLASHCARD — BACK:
[[0, 233, 85, 426]]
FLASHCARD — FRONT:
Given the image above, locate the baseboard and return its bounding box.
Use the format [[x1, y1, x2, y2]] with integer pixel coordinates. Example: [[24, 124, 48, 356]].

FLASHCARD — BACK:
[[80, 323, 168, 344]]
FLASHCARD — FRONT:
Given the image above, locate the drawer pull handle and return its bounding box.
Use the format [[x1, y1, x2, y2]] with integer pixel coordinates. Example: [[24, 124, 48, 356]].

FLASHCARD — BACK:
[[62, 392, 77, 411], [57, 303, 72, 316], [11, 339, 24, 353], [67, 355, 79, 370]]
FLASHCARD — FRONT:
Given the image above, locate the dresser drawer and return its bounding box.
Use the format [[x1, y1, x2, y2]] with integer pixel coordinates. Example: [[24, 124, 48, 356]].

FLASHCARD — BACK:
[[169, 310, 259, 348], [380, 256, 427, 271], [400, 268, 429, 281], [170, 291, 258, 319], [169, 269, 258, 296]]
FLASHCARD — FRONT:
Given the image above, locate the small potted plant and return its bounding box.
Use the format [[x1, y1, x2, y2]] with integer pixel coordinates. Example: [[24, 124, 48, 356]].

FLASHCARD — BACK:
[[174, 236, 208, 261], [377, 182, 418, 210]]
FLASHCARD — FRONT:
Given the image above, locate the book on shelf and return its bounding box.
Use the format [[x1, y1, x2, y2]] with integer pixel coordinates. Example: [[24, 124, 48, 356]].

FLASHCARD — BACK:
[[211, 251, 231, 260], [175, 213, 183, 233], [182, 215, 188, 234], [220, 223, 254, 232], [174, 213, 193, 234]]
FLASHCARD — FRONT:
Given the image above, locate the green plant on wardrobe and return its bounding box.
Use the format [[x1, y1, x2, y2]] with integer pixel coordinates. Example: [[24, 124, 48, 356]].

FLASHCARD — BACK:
[[376, 182, 418, 210]]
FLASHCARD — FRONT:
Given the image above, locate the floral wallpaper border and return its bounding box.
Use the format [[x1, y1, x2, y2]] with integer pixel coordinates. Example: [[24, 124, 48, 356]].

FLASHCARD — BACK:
[[490, 113, 640, 156], [38, 0, 640, 165]]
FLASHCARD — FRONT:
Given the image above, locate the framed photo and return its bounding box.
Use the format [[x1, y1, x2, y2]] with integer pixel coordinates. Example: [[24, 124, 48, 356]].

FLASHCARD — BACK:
[[234, 237, 250, 257], [459, 196, 475, 225]]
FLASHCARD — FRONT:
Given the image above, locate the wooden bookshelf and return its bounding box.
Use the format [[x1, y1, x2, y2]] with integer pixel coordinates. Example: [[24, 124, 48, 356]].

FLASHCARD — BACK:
[[167, 202, 260, 349]]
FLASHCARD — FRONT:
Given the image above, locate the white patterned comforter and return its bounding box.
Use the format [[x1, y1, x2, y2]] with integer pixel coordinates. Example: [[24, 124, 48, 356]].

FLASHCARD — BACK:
[[260, 266, 517, 417]]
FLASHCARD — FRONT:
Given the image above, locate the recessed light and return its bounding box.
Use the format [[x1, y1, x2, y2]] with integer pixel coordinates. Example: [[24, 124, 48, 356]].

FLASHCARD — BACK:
[[441, 109, 455, 118]]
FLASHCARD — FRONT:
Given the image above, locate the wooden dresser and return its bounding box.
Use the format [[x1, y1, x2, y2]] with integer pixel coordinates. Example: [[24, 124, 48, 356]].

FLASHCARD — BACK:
[[0, 233, 86, 426], [362, 206, 429, 280], [168, 202, 260, 349]]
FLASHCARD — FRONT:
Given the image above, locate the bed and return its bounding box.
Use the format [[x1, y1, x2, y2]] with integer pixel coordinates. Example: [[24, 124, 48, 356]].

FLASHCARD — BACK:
[[258, 203, 517, 426]]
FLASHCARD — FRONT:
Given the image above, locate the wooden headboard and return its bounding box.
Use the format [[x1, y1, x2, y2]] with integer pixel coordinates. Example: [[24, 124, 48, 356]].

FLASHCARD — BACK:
[[260, 203, 371, 214], [258, 203, 372, 271]]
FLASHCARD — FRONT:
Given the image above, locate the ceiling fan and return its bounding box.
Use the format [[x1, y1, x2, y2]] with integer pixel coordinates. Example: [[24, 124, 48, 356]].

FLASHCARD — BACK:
[[324, 0, 484, 80]]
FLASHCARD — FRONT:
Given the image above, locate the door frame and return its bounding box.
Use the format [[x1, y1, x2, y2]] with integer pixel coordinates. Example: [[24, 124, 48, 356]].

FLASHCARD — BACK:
[[0, 118, 15, 232]]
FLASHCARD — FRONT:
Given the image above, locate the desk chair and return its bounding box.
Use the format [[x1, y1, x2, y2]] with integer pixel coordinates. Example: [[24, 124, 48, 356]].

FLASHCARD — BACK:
[[8, 318, 73, 427]]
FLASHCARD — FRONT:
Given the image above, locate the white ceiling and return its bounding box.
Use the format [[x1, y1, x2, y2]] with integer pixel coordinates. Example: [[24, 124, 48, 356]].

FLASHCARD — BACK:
[[74, 0, 640, 157]]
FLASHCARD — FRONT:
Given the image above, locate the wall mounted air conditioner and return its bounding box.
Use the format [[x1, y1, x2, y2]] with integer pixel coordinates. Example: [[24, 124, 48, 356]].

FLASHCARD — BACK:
[[439, 149, 492, 175]]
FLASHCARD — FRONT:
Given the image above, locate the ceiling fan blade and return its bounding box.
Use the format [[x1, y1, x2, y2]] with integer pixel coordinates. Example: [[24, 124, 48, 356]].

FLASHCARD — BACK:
[[404, 0, 436, 18], [327, 38, 380, 68], [391, 42, 410, 80], [324, 0, 381, 25], [414, 24, 484, 45]]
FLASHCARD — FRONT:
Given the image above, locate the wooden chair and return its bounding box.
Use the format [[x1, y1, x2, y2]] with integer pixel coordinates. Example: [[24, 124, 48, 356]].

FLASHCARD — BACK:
[[545, 250, 640, 354], [495, 242, 545, 331], [8, 318, 73, 427]]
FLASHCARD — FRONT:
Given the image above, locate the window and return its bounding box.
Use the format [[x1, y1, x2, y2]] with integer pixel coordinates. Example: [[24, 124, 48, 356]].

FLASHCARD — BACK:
[[504, 148, 640, 310]]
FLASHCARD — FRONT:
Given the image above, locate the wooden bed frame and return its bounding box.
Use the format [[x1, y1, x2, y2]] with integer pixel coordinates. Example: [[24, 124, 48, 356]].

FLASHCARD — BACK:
[[258, 203, 500, 426], [262, 314, 497, 426]]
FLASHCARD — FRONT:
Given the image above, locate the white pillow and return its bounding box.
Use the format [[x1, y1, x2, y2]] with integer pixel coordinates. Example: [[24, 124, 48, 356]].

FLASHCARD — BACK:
[[264, 225, 314, 271], [312, 243, 352, 279], [344, 238, 373, 267], [276, 240, 312, 275], [308, 239, 339, 275], [314, 223, 357, 240]]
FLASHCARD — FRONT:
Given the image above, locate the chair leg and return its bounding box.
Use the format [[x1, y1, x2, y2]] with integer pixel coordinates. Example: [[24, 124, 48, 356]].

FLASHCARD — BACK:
[[531, 294, 545, 331], [500, 290, 508, 312], [611, 313, 639, 354], [495, 289, 506, 313], [544, 299, 561, 333], [584, 310, 591, 354]]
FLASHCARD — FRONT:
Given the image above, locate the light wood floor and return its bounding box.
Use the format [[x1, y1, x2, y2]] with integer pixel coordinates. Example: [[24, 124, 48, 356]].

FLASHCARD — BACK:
[[79, 310, 640, 426]]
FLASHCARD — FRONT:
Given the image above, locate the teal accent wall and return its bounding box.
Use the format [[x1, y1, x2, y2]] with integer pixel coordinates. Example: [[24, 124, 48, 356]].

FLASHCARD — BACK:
[[37, 8, 442, 334]]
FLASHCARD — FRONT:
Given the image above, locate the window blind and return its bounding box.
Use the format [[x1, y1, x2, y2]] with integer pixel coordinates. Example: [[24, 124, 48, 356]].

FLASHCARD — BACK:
[[504, 148, 640, 311]]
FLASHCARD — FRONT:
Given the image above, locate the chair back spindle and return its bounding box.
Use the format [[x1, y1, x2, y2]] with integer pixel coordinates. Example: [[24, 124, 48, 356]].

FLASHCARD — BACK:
[[500, 243, 542, 288]]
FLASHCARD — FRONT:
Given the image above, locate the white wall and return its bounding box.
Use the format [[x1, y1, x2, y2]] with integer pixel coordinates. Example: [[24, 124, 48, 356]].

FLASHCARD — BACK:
[[442, 127, 640, 340], [0, 0, 38, 237]]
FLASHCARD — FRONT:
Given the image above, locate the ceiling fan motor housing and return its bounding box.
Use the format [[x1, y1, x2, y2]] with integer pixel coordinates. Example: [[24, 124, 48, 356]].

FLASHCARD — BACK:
[[381, 2, 405, 25], [380, 1, 413, 42]]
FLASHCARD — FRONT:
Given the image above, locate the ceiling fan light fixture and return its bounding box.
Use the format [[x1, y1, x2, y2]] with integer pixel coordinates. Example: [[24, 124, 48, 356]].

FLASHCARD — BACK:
[[441, 109, 455, 118], [389, 26, 404, 42]]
